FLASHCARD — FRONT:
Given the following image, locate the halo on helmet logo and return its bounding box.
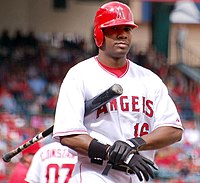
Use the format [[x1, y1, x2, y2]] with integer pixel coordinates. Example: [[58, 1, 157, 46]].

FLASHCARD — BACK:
[[115, 6, 125, 19]]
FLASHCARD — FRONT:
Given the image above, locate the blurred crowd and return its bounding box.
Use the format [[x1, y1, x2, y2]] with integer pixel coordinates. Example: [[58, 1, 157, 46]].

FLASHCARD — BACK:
[[0, 29, 199, 182]]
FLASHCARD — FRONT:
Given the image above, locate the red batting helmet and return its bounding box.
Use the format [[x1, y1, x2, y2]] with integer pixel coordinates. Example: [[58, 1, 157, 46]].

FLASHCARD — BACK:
[[94, 1, 138, 47], [22, 141, 41, 155]]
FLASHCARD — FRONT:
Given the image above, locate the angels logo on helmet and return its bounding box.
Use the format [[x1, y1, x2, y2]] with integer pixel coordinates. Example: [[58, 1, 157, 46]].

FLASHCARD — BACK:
[[115, 6, 126, 19]]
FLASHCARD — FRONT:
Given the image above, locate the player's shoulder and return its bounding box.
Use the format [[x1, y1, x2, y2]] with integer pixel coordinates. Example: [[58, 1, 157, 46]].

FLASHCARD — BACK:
[[65, 56, 100, 80], [129, 60, 161, 80], [69, 57, 96, 71]]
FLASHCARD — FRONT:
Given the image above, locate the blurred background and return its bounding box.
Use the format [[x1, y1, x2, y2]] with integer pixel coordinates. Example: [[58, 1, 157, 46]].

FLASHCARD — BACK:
[[0, 0, 199, 182]]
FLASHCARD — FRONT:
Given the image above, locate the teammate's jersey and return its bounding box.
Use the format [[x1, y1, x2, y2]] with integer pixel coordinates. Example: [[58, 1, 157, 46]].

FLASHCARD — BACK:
[[53, 56, 183, 182], [25, 142, 78, 183]]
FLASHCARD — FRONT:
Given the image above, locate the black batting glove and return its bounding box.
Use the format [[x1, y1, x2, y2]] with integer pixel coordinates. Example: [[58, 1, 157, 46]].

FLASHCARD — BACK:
[[126, 137, 157, 181], [102, 137, 147, 175], [128, 137, 146, 150], [124, 152, 158, 182], [100, 137, 145, 164], [88, 139, 110, 160], [107, 140, 132, 165]]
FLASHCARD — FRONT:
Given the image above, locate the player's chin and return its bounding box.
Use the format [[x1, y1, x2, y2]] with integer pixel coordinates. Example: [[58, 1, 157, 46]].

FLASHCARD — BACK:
[[115, 47, 129, 56]]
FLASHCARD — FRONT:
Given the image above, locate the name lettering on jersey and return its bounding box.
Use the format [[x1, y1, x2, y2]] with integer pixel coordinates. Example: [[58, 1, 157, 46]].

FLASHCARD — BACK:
[[96, 95, 154, 118], [40, 149, 76, 161]]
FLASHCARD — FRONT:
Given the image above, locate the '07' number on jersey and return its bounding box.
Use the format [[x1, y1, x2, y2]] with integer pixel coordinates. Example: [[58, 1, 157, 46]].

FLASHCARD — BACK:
[[46, 163, 74, 183]]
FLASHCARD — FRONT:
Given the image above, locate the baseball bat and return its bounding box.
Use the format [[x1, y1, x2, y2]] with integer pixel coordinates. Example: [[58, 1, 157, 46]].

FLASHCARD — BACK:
[[2, 84, 123, 162]]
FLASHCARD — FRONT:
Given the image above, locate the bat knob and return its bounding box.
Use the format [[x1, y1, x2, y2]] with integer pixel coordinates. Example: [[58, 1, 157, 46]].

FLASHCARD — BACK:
[[112, 84, 123, 95], [2, 153, 11, 162]]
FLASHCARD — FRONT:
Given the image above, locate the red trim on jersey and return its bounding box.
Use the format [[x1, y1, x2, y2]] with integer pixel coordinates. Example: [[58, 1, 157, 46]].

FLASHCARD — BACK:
[[95, 56, 129, 78], [154, 123, 184, 131], [53, 130, 88, 136]]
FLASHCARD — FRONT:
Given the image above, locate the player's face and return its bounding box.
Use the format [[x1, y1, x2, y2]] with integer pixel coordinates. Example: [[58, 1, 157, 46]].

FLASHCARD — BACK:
[[102, 25, 133, 59]]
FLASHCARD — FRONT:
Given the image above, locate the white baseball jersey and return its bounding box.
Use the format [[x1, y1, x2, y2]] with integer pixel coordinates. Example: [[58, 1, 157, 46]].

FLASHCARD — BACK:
[[53, 56, 183, 183], [25, 142, 78, 183]]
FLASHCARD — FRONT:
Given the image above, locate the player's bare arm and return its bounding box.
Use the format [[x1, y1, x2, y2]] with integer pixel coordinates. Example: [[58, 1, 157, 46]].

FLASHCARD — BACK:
[[139, 126, 183, 151], [60, 134, 93, 156]]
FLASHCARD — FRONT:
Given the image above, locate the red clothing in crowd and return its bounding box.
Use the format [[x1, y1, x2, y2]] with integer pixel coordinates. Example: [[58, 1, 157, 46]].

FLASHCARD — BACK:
[[8, 162, 29, 183]]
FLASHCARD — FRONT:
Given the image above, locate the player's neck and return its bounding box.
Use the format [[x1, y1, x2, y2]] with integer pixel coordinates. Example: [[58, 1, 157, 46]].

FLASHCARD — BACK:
[[97, 53, 127, 68]]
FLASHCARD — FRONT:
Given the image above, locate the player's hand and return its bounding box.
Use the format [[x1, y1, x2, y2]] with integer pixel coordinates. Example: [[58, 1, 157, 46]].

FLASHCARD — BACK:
[[124, 152, 158, 182], [107, 137, 146, 165], [107, 140, 132, 165], [102, 137, 157, 178]]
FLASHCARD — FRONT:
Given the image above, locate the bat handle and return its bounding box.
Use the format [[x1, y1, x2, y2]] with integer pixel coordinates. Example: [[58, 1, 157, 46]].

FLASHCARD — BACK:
[[2, 126, 54, 162]]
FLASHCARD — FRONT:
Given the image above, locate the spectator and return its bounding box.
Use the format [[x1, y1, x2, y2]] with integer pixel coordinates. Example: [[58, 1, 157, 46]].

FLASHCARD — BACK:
[[0, 29, 11, 48], [8, 141, 41, 183], [12, 29, 26, 48], [0, 86, 17, 114], [24, 31, 39, 59], [0, 29, 12, 58], [25, 31, 39, 49], [27, 74, 47, 95]]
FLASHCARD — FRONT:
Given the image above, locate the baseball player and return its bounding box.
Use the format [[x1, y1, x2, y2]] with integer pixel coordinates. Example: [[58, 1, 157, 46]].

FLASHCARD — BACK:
[[25, 141, 78, 183], [53, 1, 184, 183]]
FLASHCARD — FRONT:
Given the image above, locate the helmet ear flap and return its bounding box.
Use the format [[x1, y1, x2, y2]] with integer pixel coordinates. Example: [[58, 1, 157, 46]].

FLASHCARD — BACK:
[[94, 27, 104, 47]]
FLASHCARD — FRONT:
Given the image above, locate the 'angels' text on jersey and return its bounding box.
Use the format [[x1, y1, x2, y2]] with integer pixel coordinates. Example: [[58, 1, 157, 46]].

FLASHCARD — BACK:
[[96, 95, 153, 118]]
